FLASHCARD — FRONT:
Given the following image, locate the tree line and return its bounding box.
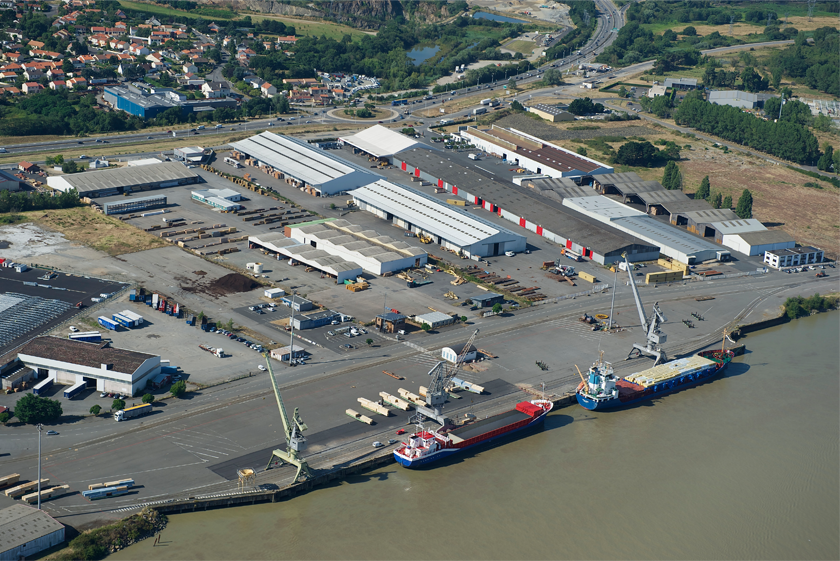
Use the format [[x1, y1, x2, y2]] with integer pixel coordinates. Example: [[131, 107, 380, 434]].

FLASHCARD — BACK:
[[674, 97, 821, 165], [0, 188, 79, 214]]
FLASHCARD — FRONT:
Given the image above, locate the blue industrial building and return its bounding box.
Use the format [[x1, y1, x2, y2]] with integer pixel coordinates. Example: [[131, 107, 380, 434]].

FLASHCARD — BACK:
[[104, 86, 237, 119]]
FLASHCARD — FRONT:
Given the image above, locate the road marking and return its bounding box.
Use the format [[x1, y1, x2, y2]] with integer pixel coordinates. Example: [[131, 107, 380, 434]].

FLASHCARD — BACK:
[[192, 451, 219, 459]]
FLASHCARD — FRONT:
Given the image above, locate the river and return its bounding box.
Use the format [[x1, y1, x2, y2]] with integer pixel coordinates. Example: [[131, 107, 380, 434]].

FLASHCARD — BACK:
[[115, 312, 839, 560]]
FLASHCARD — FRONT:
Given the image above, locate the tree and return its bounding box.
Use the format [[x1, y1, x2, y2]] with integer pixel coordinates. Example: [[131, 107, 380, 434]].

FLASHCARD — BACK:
[[568, 97, 604, 116], [365, 338, 373, 346], [492, 303, 503, 315], [14, 394, 62, 424], [682, 26, 696, 36], [89, 404, 101, 416], [723, 194, 732, 209], [735, 189, 753, 219], [507, 78, 517, 90], [0, 411, 12, 424], [662, 161, 676, 189], [542, 68, 561, 85], [170, 380, 187, 398], [710, 192, 722, 209], [62, 58, 74, 73], [460, 316, 468, 322], [817, 145, 834, 172], [577, 146, 588, 157], [61, 160, 78, 174], [613, 141, 657, 166], [618, 85, 626, 98], [112, 398, 126, 411], [696, 176, 710, 200], [142, 393, 155, 404], [510, 100, 525, 112], [421, 323, 431, 332], [740, 67, 769, 93]]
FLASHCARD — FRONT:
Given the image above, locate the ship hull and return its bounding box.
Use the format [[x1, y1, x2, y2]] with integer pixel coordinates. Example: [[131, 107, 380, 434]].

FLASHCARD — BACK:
[[576, 350, 733, 411], [394, 403, 552, 468]]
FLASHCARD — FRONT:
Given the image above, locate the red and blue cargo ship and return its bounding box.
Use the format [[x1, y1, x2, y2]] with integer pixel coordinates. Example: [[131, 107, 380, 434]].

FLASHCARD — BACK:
[[393, 399, 553, 468]]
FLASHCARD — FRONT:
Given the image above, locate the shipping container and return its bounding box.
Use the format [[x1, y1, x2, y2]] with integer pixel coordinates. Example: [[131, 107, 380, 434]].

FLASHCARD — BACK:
[[63, 381, 87, 399], [98, 316, 120, 331], [82, 485, 131, 500], [112, 313, 134, 328], [120, 310, 144, 325]]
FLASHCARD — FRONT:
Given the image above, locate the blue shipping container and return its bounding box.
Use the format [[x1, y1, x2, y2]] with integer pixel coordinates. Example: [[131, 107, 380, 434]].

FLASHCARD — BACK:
[[98, 316, 120, 331], [64, 381, 86, 399], [33, 377, 53, 395], [112, 314, 134, 328]]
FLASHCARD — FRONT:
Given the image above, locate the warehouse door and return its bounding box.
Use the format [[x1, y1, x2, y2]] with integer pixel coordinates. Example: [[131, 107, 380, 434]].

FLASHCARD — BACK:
[[492, 242, 500, 256], [83, 376, 96, 388]]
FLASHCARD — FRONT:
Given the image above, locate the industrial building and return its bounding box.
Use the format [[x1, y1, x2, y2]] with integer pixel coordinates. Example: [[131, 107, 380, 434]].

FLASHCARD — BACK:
[[562, 195, 726, 263], [339, 125, 428, 160], [470, 292, 504, 308], [0, 169, 22, 191], [664, 77, 699, 90], [763, 246, 824, 269], [723, 230, 795, 257], [292, 310, 338, 330], [352, 179, 527, 259], [102, 194, 167, 215], [191, 188, 243, 211], [248, 232, 363, 283], [270, 344, 307, 361], [47, 162, 200, 197], [415, 311, 455, 330], [0, 504, 65, 561], [174, 146, 208, 163], [707, 90, 775, 109], [527, 104, 575, 122], [104, 85, 236, 118], [375, 312, 406, 333], [281, 295, 313, 312], [441, 341, 477, 363], [15, 336, 161, 397], [287, 218, 427, 275], [393, 149, 659, 265], [230, 132, 381, 196], [460, 126, 613, 178]]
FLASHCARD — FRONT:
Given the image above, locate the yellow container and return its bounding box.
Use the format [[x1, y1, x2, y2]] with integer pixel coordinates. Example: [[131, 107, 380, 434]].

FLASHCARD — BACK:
[[446, 199, 466, 206], [578, 271, 597, 283], [646, 271, 683, 284]]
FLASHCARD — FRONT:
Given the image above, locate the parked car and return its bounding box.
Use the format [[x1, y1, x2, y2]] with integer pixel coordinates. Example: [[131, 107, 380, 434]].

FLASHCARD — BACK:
[[47, 430, 58, 435], [100, 392, 107, 398], [258, 365, 266, 371], [372, 441, 383, 448], [69, 326, 79, 332]]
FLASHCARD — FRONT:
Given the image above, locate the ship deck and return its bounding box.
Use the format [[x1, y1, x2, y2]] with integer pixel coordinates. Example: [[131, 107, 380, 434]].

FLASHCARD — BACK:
[[447, 409, 530, 442]]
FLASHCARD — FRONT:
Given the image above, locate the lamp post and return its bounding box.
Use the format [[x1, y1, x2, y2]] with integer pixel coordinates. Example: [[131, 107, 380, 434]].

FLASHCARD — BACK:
[[36, 423, 42, 509]]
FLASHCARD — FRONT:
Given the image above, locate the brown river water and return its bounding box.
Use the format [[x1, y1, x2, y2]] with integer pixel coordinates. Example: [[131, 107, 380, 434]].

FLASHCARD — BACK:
[[114, 312, 839, 560]]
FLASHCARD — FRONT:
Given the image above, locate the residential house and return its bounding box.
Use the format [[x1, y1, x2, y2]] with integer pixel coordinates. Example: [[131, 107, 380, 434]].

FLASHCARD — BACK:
[[201, 80, 230, 99], [0, 71, 17, 80], [4, 53, 23, 64], [237, 48, 256, 63], [53, 29, 72, 41], [245, 76, 262, 89], [208, 22, 220, 33], [145, 52, 165, 65], [49, 80, 66, 90], [27, 40, 44, 50], [46, 68, 64, 79], [67, 76, 86, 89], [261, 82, 277, 97], [1, 63, 23, 72], [276, 35, 296, 45], [23, 68, 42, 80], [18, 161, 38, 172], [1, 86, 21, 95], [182, 62, 198, 74], [22, 82, 41, 93], [129, 43, 149, 56]]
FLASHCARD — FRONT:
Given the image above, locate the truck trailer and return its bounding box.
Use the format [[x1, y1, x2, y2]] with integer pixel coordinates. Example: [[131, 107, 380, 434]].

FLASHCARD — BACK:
[[32, 377, 53, 396], [98, 316, 120, 331], [69, 331, 102, 342], [472, 107, 487, 115], [114, 403, 152, 422], [112, 313, 134, 329], [63, 381, 86, 399]]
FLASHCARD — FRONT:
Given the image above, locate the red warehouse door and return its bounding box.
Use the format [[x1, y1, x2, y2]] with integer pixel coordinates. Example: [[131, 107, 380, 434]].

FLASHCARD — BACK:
[[566, 239, 572, 249], [414, 168, 420, 177], [519, 217, 526, 228], [452, 186, 458, 195], [438, 178, 443, 188], [401, 161, 406, 171], [536, 226, 543, 236]]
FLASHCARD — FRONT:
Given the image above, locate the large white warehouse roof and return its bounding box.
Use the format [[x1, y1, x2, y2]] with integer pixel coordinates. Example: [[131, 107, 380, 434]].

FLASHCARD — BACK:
[[352, 180, 514, 248], [339, 125, 428, 158], [47, 162, 199, 195], [230, 132, 380, 195]]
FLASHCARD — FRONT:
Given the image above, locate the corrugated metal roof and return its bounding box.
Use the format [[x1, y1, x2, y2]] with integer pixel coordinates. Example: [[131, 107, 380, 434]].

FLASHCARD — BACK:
[[611, 215, 722, 260], [352, 180, 512, 247], [735, 230, 795, 245], [230, 132, 378, 188], [18, 336, 156, 375], [48, 161, 197, 193], [0, 504, 64, 553]]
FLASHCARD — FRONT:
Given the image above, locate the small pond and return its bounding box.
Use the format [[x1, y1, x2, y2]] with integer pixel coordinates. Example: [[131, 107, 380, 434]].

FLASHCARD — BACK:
[[407, 45, 440, 65], [473, 11, 527, 23]]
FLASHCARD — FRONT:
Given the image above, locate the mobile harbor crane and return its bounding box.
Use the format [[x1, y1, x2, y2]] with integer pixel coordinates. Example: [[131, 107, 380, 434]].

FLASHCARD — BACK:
[[262, 352, 312, 481], [415, 329, 479, 426], [622, 254, 668, 366]]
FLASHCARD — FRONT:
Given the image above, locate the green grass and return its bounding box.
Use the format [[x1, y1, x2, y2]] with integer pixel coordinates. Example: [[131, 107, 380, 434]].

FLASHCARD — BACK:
[[118, 0, 237, 20], [0, 214, 27, 225], [505, 39, 537, 55], [247, 14, 371, 40]]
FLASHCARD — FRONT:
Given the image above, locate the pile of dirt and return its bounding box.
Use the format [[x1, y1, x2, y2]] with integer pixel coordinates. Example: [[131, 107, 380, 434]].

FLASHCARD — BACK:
[[206, 273, 260, 295]]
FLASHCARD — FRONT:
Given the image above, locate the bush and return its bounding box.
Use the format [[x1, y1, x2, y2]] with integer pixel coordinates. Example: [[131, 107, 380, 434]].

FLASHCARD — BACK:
[[365, 338, 373, 346], [142, 393, 155, 404], [14, 393, 62, 424], [492, 303, 503, 314], [170, 380, 186, 398], [460, 316, 468, 322], [0, 411, 12, 424], [613, 140, 657, 166], [89, 404, 101, 416], [112, 399, 126, 411], [421, 324, 431, 332], [784, 294, 836, 319]]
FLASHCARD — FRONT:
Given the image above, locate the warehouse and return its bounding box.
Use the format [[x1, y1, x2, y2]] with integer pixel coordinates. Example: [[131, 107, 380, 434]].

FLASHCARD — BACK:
[[174, 146, 207, 163], [441, 341, 477, 363], [270, 344, 307, 361], [0, 504, 65, 561], [15, 336, 161, 396], [102, 194, 167, 215], [281, 294, 313, 312], [723, 229, 795, 257], [415, 311, 455, 330], [527, 103, 575, 122], [286, 219, 427, 275], [230, 132, 381, 196], [394, 149, 658, 265], [339, 124, 427, 160], [375, 312, 406, 333], [104, 86, 236, 118], [352, 179, 527, 259], [0, 169, 22, 192], [191, 188, 243, 211], [707, 90, 775, 109], [460, 125, 613, 178], [698, 217, 766, 242], [292, 310, 338, 330], [47, 162, 200, 197], [563, 196, 725, 264], [470, 292, 504, 308], [248, 233, 363, 283]]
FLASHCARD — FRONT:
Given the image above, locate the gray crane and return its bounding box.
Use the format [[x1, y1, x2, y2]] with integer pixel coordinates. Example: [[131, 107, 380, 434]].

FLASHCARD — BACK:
[[262, 352, 312, 482], [622, 254, 667, 365], [415, 329, 479, 426]]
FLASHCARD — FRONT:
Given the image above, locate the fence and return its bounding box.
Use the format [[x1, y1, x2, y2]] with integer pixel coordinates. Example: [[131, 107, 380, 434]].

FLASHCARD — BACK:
[[532, 283, 610, 306]]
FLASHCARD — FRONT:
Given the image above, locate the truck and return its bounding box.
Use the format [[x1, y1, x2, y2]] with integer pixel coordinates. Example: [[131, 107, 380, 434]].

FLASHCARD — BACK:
[[69, 331, 102, 342], [480, 98, 492, 105], [468, 153, 479, 160], [98, 316, 120, 331], [112, 313, 134, 329], [64, 381, 86, 399], [472, 107, 487, 115], [440, 118, 453, 125], [114, 403, 152, 422]]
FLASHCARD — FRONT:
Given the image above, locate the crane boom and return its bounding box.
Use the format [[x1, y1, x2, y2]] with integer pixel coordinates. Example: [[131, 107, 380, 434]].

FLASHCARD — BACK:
[[621, 254, 668, 365], [419, 329, 479, 425], [262, 352, 312, 481]]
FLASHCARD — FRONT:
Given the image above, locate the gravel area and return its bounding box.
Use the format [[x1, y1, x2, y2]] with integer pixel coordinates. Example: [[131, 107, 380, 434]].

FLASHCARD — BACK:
[[494, 114, 657, 141]]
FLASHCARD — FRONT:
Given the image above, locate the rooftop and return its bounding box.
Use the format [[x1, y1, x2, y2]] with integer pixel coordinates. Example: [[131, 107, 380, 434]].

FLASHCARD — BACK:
[[528, 103, 572, 116], [47, 161, 197, 193], [737, 230, 795, 245], [18, 336, 157, 374], [339, 125, 428, 158], [0, 504, 64, 553]]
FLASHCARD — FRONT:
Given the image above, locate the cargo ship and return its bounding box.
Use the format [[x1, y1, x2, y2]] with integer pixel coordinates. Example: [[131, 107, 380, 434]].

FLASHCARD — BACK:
[[393, 400, 553, 468], [576, 349, 734, 411]]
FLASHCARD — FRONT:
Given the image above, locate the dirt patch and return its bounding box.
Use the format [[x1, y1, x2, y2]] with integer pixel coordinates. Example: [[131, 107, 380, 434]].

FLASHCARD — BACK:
[[494, 113, 657, 141], [28, 207, 168, 256], [193, 270, 207, 276], [664, 16, 839, 38]]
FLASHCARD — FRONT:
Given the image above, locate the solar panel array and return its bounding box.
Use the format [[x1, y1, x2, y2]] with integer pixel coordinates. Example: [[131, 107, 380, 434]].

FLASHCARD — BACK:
[[0, 293, 72, 350]]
